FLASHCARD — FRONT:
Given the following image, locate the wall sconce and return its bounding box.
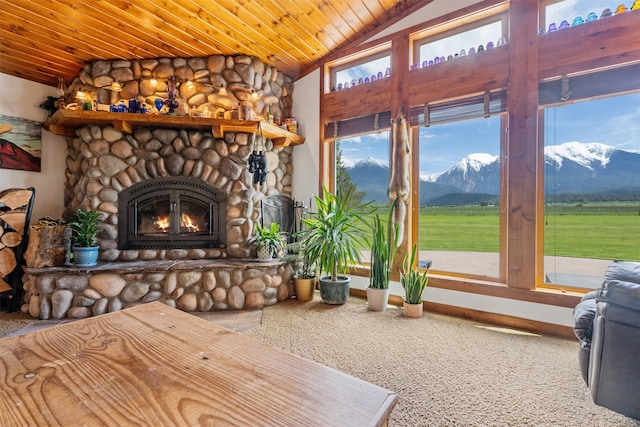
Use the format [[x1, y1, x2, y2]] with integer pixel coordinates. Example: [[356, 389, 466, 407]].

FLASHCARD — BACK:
[[149, 78, 158, 88], [218, 84, 227, 97], [110, 81, 123, 92], [251, 90, 260, 101]]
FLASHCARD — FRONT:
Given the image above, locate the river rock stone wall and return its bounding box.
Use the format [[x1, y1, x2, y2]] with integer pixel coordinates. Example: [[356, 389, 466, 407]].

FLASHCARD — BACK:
[[67, 55, 293, 122], [63, 124, 293, 261]]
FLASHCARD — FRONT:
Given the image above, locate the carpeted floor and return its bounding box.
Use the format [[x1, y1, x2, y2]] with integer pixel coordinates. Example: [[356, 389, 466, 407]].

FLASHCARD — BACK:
[[245, 297, 640, 427], [2, 297, 639, 426]]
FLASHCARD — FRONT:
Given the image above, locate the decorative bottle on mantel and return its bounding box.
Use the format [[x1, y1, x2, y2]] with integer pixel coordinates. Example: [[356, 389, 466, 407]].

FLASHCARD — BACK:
[[238, 101, 254, 120]]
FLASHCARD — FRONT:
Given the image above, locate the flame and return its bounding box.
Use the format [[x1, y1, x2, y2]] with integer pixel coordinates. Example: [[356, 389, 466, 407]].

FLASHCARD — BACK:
[[153, 213, 200, 233], [154, 215, 170, 232], [181, 213, 200, 232]]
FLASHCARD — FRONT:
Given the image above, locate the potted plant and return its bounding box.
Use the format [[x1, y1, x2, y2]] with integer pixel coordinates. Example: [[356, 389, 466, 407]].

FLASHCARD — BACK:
[[400, 242, 429, 318], [367, 197, 400, 311], [68, 208, 102, 267], [282, 240, 316, 302], [301, 185, 369, 305], [250, 222, 286, 262]]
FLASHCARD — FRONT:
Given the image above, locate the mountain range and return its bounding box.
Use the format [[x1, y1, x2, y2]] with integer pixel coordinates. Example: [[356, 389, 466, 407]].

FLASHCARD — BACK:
[[346, 142, 640, 205]]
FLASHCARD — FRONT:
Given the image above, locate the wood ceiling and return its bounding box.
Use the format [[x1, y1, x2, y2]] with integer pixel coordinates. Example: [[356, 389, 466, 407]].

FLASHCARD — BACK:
[[0, 0, 435, 87]]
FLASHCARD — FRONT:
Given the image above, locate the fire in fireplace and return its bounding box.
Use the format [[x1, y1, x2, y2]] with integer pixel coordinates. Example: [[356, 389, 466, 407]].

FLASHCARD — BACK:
[[118, 177, 227, 250]]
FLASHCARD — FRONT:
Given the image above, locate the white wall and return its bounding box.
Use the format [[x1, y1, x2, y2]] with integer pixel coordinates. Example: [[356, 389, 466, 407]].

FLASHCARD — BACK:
[[291, 69, 321, 206], [0, 73, 67, 222]]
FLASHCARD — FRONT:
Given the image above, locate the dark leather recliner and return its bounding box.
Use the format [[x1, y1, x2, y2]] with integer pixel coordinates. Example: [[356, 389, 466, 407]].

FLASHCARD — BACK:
[[572, 260, 640, 421]]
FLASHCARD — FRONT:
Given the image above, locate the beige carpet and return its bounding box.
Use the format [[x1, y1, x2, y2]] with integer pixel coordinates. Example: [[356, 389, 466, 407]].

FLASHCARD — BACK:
[[2, 298, 639, 426], [245, 297, 640, 427]]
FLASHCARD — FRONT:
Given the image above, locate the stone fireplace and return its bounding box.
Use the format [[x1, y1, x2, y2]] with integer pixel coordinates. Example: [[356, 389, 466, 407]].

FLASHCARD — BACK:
[[20, 54, 303, 319]]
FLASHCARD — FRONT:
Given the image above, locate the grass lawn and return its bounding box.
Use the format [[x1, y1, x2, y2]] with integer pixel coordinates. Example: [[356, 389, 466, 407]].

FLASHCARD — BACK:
[[407, 204, 638, 261]]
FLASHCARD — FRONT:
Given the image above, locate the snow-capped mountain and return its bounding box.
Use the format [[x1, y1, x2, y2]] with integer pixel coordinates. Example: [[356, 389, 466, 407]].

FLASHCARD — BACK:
[[346, 142, 640, 204]]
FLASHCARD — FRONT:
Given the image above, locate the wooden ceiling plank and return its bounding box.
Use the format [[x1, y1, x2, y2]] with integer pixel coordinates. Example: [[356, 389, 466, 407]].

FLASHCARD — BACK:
[[48, 0, 210, 58], [0, 60, 65, 86], [0, 9, 156, 64], [166, 0, 303, 74], [264, 0, 349, 47], [0, 33, 97, 71], [221, 0, 325, 63], [0, 42, 79, 73], [2, 2, 168, 59]]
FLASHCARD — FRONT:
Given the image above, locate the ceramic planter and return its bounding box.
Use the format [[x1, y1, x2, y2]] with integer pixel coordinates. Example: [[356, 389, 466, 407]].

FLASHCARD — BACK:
[[366, 287, 390, 311], [403, 301, 424, 318], [319, 276, 350, 305], [72, 246, 99, 267], [294, 277, 316, 302]]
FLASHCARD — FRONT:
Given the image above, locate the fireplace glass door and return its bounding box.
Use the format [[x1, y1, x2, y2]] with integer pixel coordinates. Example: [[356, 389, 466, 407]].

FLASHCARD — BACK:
[[118, 178, 226, 250], [135, 195, 211, 238]]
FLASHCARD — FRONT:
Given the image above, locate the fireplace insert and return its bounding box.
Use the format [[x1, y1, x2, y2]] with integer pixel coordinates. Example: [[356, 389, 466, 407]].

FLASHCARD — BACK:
[[118, 178, 226, 250]]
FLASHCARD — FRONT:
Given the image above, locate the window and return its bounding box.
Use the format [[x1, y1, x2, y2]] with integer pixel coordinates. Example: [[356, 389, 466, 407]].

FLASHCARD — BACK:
[[327, 44, 391, 93], [418, 115, 503, 278], [335, 131, 390, 261], [414, 16, 506, 67], [542, 0, 615, 33], [542, 92, 640, 289]]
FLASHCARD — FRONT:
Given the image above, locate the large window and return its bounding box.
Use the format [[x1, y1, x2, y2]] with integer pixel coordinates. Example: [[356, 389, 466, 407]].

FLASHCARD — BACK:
[[418, 116, 502, 278], [542, 92, 640, 288], [335, 131, 390, 261]]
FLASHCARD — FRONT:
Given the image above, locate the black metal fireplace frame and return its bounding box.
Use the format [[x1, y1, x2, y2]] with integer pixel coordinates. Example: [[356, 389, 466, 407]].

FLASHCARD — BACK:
[[117, 177, 227, 250]]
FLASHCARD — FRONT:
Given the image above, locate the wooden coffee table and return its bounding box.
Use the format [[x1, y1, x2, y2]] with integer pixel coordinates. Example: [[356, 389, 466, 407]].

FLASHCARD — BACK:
[[0, 302, 397, 426]]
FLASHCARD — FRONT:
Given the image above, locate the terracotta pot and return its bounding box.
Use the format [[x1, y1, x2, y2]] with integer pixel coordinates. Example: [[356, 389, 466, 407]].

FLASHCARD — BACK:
[[295, 277, 316, 302], [403, 301, 423, 318]]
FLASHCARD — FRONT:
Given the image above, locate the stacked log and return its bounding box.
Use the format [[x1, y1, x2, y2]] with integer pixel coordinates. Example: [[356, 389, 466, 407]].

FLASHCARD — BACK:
[[0, 189, 33, 293]]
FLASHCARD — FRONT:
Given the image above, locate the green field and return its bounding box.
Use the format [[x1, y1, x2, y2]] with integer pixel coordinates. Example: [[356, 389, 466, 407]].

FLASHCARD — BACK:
[[364, 204, 639, 260]]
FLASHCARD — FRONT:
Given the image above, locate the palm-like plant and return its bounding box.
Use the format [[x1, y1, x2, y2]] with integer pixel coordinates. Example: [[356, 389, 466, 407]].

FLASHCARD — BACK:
[[369, 197, 400, 289], [400, 243, 429, 304], [302, 185, 369, 282]]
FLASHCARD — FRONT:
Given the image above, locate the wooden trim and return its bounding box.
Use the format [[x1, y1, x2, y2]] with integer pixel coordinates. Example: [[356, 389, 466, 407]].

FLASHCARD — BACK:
[[350, 287, 576, 339]]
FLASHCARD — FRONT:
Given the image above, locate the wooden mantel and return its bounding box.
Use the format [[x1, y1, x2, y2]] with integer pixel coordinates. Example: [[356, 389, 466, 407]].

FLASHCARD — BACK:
[[42, 110, 305, 148]]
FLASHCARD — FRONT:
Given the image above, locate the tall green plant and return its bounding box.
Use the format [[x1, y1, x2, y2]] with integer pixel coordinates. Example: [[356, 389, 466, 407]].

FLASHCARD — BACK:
[[369, 197, 400, 289], [400, 243, 429, 304], [302, 185, 369, 282]]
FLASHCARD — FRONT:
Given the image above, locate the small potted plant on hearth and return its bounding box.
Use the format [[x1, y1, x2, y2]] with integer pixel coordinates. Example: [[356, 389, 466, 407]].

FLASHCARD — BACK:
[[68, 208, 102, 267], [250, 222, 286, 262], [282, 240, 316, 302], [400, 242, 429, 318]]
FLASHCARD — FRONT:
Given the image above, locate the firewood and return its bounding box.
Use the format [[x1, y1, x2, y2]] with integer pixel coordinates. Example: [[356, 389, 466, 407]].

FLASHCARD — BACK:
[[0, 189, 33, 210], [0, 212, 27, 234], [0, 277, 11, 293], [0, 232, 21, 248], [24, 224, 72, 268], [0, 247, 17, 277]]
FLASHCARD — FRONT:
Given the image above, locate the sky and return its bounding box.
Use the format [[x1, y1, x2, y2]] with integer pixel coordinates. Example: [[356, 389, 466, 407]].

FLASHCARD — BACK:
[[337, 0, 640, 177]]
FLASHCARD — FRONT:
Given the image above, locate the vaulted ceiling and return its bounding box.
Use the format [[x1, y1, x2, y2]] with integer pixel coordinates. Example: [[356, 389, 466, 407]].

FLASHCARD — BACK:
[[0, 0, 436, 87]]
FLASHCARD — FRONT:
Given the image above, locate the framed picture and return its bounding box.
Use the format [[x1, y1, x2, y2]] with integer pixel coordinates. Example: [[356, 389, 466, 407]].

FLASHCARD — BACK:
[[0, 114, 42, 172]]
